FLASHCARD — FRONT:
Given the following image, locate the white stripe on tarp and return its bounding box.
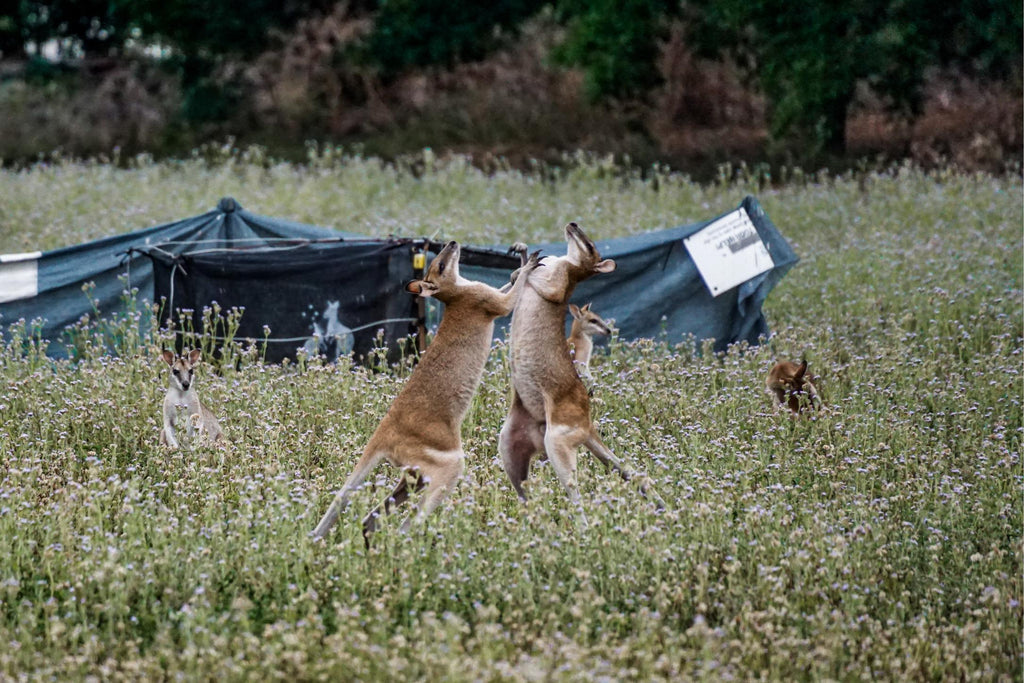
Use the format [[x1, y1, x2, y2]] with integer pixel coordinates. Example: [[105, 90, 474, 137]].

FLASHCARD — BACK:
[[0, 251, 42, 263], [0, 254, 39, 303]]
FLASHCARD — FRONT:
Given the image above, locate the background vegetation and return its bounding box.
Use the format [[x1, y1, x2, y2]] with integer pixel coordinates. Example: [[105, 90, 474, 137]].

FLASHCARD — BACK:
[[0, 153, 1020, 678], [0, 1, 1020, 170]]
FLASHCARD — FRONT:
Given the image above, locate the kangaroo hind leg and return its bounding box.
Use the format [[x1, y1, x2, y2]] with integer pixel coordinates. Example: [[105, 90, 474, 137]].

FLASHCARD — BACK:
[[312, 448, 388, 540], [399, 448, 465, 533], [583, 430, 632, 480], [584, 430, 665, 510], [362, 469, 426, 545], [498, 397, 545, 502], [544, 423, 589, 528]]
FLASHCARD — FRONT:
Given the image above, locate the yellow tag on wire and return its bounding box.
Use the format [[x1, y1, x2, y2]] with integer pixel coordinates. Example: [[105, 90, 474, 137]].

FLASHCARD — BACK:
[[412, 252, 426, 270]]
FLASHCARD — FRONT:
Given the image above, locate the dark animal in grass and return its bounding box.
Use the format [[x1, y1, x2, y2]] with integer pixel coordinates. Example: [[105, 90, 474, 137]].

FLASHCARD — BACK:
[[766, 359, 821, 415]]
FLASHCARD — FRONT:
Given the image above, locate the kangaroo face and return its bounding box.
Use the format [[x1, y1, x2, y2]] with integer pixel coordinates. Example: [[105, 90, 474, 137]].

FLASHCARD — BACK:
[[767, 359, 819, 414], [767, 360, 806, 392], [407, 241, 461, 302], [161, 349, 202, 392], [780, 361, 807, 392], [569, 303, 612, 337]]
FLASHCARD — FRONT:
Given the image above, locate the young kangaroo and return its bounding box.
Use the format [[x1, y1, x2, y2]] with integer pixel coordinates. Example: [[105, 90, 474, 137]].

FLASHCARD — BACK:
[[500, 223, 661, 525], [159, 349, 224, 448], [766, 358, 821, 415], [311, 241, 541, 542], [567, 302, 612, 380]]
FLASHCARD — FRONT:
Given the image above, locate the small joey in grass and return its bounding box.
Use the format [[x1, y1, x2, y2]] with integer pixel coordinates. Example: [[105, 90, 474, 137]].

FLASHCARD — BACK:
[[766, 358, 822, 415], [159, 348, 224, 449]]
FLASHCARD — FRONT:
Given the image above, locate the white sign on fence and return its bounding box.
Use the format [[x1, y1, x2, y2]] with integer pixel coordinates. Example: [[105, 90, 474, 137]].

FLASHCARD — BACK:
[[683, 208, 773, 297], [0, 252, 41, 303]]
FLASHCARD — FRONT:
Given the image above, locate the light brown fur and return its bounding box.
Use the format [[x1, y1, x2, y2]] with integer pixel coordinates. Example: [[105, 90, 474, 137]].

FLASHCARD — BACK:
[[500, 223, 662, 525], [159, 349, 224, 449], [312, 241, 540, 542], [567, 302, 611, 379], [766, 359, 821, 415]]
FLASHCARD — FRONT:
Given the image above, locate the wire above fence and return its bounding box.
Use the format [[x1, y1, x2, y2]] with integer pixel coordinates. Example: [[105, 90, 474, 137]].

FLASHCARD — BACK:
[[164, 317, 419, 345]]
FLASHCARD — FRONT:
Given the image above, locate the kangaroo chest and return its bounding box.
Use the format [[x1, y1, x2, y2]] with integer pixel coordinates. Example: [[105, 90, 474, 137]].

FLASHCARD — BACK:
[[394, 315, 495, 427], [509, 288, 578, 419], [164, 388, 199, 415]]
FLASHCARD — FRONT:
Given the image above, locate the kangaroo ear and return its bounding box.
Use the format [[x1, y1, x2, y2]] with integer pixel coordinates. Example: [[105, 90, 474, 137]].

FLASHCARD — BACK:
[[582, 302, 592, 312], [188, 348, 202, 364], [594, 259, 615, 273], [569, 304, 582, 319], [795, 360, 807, 380], [160, 350, 175, 366]]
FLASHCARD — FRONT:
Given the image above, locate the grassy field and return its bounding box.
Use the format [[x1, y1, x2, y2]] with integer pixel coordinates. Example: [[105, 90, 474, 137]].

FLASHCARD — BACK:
[[0, 149, 1021, 680]]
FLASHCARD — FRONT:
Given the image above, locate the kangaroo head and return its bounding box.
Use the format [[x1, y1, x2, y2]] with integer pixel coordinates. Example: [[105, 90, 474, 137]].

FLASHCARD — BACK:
[[569, 302, 612, 338], [771, 359, 807, 391], [161, 348, 202, 391], [565, 222, 615, 282], [529, 224, 615, 304], [792, 359, 808, 387], [324, 300, 340, 318], [767, 358, 821, 414], [406, 241, 462, 302]]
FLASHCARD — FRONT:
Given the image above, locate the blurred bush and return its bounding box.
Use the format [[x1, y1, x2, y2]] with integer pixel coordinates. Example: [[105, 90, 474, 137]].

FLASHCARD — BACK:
[[0, 0, 1019, 171]]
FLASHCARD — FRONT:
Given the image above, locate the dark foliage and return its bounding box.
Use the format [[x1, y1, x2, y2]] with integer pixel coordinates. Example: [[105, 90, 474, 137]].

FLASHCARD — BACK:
[[0, 0, 1019, 154], [360, 0, 547, 75], [553, 0, 677, 101], [685, 0, 1023, 152]]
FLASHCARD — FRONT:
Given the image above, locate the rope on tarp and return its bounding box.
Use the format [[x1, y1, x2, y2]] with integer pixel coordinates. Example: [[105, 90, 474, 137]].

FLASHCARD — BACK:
[[118, 251, 132, 293], [148, 236, 413, 255], [135, 236, 422, 260], [127, 238, 520, 267], [165, 317, 419, 344], [167, 260, 187, 319], [151, 237, 370, 245]]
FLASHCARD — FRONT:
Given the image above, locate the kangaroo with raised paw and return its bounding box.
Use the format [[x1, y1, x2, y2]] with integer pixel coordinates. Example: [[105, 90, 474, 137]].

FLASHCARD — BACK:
[[766, 358, 821, 415], [500, 223, 662, 526], [311, 241, 541, 543], [159, 349, 224, 449], [567, 302, 612, 380]]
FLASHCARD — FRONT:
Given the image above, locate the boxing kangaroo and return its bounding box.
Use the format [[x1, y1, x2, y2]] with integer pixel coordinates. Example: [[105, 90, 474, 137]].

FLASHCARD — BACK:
[[312, 241, 541, 542], [499, 223, 661, 525]]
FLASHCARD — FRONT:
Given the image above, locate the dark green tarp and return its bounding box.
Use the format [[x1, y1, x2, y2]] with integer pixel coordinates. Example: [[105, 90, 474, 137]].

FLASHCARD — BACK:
[[0, 196, 797, 360], [148, 237, 420, 363], [0, 198, 360, 358]]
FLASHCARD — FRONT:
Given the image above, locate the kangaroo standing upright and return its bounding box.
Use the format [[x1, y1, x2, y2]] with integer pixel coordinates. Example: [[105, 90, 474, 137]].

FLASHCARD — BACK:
[[499, 223, 660, 525], [159, 349, 224, 449], [312, 241, 541, 542]]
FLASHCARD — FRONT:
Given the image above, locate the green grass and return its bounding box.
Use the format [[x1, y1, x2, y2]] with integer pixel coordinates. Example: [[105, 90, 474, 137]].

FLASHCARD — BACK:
[[0, 149, 1021, 679]]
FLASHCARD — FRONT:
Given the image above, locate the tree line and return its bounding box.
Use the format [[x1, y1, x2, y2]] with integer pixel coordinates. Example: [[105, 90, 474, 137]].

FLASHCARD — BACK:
[[1, 0, 1020, 153]]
